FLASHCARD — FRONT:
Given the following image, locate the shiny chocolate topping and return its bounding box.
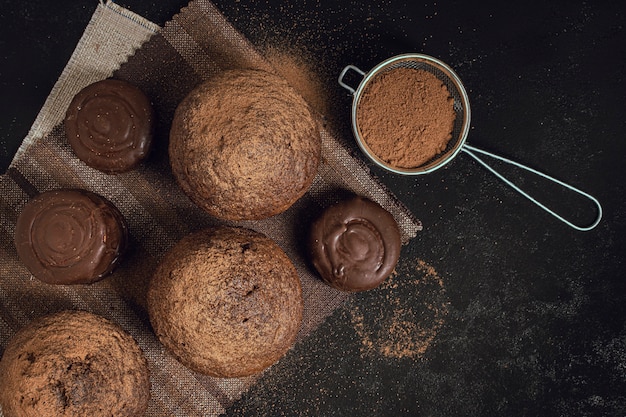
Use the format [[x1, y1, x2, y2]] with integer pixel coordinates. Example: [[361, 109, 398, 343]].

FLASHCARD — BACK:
[[309, 195, 401, 292], [65, 79, 154, 173], [14, 189, 128, 285]]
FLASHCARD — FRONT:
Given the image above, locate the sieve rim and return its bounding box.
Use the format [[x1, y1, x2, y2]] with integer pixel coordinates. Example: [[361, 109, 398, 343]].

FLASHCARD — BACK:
[[349, 53, 471, 176]]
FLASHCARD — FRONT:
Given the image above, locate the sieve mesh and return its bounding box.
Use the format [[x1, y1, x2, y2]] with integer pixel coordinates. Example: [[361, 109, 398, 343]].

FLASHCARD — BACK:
[[351, 54, 471, 175], [341, 54, 602, 230]]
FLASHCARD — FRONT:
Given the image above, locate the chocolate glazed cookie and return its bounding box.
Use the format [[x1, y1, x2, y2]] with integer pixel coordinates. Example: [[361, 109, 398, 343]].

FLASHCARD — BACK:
[[65, 79, 154, 173], [14, 189, 128, 285], [309, 196, 401, 292]]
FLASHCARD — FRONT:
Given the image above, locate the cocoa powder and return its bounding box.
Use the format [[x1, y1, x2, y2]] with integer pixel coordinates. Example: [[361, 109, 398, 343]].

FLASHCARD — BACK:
[[356, 67, 456, 169], [263, 45, 331, 118], [350, 258, 448, 359]]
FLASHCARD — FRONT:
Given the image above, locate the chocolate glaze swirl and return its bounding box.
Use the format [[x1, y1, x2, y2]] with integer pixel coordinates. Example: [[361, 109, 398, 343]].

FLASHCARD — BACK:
[[65, 79, 154, 173], [14, 189, 128, 285], [309, 196, 401, 292]]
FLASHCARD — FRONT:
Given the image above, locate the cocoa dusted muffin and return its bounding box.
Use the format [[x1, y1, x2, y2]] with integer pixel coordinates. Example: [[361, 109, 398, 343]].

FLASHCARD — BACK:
[[169, 69, 321, 221], [0, 310, 150, 417], [147, 226, 303, 377], [14, 189, 128, 285]]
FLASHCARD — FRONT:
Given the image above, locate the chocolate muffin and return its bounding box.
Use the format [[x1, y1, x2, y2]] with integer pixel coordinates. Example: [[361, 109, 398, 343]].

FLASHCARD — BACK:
[[65, 78, 154, 173], [309, 195, 401, 292], [169, 69, 321, 221], [14, 189, 128, 285], [147, 226, 303, 377], [0, 310, 150, 417]]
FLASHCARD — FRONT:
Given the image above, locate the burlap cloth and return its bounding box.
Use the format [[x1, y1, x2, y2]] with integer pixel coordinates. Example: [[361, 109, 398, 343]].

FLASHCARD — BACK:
[[0, 1, 422, 415]]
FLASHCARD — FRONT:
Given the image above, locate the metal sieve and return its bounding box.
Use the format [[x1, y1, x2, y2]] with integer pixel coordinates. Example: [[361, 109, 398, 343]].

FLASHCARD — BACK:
[[338, 53, 602, 231]]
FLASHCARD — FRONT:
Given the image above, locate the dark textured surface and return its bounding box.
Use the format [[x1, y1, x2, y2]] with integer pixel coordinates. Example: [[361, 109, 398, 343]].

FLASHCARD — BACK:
[[1, 1, 625, 416]]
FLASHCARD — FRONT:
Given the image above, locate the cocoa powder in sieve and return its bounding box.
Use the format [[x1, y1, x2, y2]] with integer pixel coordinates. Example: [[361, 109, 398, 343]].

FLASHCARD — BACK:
[[356, 67, 456, 169]]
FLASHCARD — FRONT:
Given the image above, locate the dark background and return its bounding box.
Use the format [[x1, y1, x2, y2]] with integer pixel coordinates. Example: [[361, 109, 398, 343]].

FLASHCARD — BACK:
[[1, 1, 625, 416]]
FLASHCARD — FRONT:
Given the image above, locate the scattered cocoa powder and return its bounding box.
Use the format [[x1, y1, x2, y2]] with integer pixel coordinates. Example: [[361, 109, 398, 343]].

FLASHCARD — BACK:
[[350, 258, 448, 359], [263, 45, 331, 118], [356, 67, 456, 169]]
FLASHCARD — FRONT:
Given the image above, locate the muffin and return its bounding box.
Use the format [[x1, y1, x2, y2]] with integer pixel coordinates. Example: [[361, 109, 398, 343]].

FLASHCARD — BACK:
[[65, 78, 154, 173], [14, 189, 128, 285], [308, 195, 401, 292], [169, 69, 321, 221], [0, 310, 150, 417], [147, 226, 303, 377]]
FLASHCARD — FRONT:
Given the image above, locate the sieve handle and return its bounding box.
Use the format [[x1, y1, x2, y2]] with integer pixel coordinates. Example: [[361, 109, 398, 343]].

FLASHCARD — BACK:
[[338, 65, 366, 95], [461, 144, 603, 231]]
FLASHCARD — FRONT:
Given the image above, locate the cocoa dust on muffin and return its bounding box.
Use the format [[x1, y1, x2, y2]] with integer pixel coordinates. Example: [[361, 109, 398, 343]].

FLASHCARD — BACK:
[[147, 226, 303, 377], [0, 310, 150, 417], [169, 69, 321, 221]]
